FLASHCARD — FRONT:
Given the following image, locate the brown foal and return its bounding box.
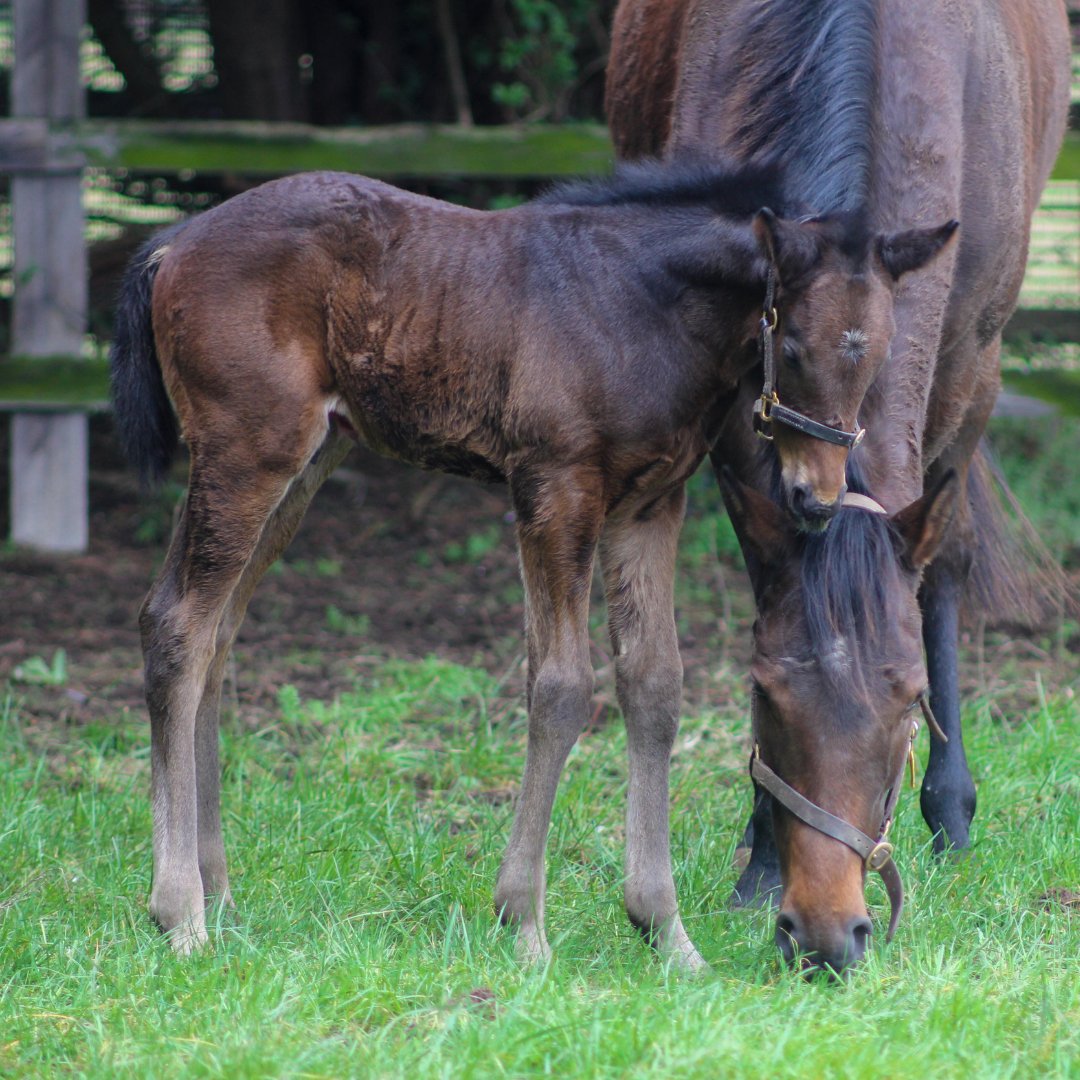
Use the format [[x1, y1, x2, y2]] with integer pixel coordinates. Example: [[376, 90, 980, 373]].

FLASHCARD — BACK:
[[112, 162, 955, 964]]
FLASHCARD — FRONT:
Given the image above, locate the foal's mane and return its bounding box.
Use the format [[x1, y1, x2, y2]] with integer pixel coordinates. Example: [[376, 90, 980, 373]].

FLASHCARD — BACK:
[[723, 0, 880, 217], [537, 158, 785, 218]]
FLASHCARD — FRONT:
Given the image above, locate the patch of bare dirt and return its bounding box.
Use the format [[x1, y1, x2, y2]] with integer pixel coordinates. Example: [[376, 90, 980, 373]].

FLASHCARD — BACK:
[[0, 416, 1075, 736]]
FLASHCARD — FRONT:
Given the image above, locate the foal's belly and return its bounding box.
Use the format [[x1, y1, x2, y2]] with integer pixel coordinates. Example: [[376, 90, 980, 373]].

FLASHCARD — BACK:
[[329, 402, 508, 485]]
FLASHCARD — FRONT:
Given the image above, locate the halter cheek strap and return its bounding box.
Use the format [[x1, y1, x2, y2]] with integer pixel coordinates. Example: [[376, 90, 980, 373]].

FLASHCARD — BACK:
[[753, 268, 866, 449]]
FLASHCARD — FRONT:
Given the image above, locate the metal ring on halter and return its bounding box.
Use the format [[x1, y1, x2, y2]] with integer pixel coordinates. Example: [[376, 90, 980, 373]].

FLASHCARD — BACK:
[[866, 840, 895, 872]]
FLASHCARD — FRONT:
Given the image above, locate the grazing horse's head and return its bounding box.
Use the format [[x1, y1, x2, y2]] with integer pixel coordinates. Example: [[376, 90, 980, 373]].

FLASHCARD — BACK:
[[719, 468, 958, 975], [750, 212, 957, 530]]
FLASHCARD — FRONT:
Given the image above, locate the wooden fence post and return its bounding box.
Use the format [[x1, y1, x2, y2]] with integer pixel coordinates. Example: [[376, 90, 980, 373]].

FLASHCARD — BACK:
[[9, 0, 89, 552]]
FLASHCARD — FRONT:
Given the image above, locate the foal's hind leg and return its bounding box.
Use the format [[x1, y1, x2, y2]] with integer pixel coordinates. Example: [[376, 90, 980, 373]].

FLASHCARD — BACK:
[[494, 467, 604, 963], [191, 438, 352, 907], [143, 422, 334, 952], [600, 487, 705, 971]]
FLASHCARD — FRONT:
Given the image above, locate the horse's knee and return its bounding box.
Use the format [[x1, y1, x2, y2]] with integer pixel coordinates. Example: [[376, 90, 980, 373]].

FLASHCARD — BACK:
[[615, 648, 682, 736], [529, 661, 593, 737]]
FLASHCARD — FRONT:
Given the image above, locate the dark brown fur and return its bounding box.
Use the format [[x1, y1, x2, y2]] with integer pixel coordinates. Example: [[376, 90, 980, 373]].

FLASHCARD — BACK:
[[113, 161, 913, 964], [607, 0, 1071, 972]]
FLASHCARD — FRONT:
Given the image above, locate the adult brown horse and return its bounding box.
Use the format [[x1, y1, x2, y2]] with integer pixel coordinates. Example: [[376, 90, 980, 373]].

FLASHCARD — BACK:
[[111, 162, 952, 965], [608, 0, 1070, 971]]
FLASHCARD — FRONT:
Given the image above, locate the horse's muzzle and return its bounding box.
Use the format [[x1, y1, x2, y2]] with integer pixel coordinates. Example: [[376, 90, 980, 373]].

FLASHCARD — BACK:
[[787, 482, 841, 530], [775, 910, 873, 977]]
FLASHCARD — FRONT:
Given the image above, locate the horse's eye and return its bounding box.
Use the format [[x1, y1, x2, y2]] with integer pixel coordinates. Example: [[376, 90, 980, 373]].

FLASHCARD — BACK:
[[783, 339, 802, 368]]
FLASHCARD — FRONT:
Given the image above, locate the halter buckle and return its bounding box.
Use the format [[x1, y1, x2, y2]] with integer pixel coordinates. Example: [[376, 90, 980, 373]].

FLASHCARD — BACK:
[[866, 840, 894, 872], [760, 306, 778, 333], [753, 392, 778, 440]]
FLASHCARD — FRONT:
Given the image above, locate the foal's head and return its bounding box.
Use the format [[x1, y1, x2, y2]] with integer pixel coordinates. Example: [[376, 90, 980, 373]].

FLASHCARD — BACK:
[[719, 467, 958, 975], [751, 212, 957, 529]]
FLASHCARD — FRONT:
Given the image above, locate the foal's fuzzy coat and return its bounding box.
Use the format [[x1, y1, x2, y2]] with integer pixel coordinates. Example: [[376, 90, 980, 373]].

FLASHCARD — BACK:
[[112, 162, 950, 963]]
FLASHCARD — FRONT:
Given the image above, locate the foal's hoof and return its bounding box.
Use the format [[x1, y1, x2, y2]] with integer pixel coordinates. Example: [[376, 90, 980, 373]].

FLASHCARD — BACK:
[[164, 918, 210, 956], [666, 940, 709, 975], [150, 880, 209, 954], [514, 926, 552, 967]]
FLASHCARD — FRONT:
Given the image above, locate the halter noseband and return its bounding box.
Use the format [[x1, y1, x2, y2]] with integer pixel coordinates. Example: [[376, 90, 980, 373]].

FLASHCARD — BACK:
[[752, 269, 866, 449]]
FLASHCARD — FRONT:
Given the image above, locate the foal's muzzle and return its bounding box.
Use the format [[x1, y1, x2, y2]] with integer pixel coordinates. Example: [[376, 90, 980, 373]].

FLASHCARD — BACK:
[[787, 482, 841, 530]]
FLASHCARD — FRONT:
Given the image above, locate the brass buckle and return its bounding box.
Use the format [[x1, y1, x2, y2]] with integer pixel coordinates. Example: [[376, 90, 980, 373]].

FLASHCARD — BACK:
[[760, 306, 778, 333], [866, 839, 894, 872], [753, 392, 778, 441], [851, 424, 866, 449]]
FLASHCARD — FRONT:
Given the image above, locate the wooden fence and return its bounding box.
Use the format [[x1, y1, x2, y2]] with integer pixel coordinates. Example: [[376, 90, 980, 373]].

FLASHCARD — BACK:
[[1, 0, 1078, 551]]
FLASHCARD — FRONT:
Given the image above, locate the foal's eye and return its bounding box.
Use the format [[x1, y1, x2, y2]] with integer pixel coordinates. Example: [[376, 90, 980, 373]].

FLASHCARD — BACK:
[[782, 339, 802, 369]]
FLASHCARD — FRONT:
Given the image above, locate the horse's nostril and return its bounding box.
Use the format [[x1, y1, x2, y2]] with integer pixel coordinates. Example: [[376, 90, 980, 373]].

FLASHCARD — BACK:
[[789, 482, 812, 516], [847, 916, 873, 962], [775, 912, 800, 965]]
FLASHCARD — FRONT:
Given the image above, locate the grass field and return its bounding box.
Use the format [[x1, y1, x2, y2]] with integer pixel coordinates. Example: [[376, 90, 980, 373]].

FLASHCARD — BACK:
[[2, 413, 1078, 1077], [1, 654, 1077, 1078]]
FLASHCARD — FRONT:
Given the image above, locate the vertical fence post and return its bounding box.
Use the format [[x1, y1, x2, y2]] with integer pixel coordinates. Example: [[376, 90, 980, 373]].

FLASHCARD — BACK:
[[9, 0, 89, 552]]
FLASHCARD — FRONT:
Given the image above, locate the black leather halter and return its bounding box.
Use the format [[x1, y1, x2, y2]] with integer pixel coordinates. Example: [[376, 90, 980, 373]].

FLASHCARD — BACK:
[[750, 689, 947, 945], [752, 269, 866, 449]]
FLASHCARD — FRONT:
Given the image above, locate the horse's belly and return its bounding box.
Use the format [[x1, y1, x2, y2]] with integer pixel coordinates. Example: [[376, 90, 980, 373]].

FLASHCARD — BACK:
[[331, 399, 507, 484]]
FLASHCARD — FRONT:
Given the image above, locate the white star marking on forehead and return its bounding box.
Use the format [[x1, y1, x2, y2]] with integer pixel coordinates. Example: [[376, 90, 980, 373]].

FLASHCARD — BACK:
[[840, 327, 869, 365]]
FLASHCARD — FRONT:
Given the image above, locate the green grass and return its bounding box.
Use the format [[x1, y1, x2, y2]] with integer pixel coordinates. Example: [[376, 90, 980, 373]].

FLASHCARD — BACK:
[[1, 659, 1078, 1078]]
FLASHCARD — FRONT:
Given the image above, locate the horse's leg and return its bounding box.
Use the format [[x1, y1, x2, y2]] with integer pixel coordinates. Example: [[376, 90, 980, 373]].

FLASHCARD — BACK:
[[918, 344, 1000, 851], [143, 414, 332, 953], [599, 487, 705, 971], [494, 468, 603, 963], [919, 543, 976, 852], [730, 786, 781, 908], [192, 437, 352, 906]]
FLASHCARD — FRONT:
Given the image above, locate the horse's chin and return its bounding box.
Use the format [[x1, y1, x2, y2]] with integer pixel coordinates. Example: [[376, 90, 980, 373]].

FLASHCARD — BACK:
[[794, 513, 833, 535]]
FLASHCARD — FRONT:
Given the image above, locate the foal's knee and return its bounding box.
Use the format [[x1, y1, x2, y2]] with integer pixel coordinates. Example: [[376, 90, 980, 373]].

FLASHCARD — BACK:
[[528, 661, 593, 738], [615, 648, 682, 735]]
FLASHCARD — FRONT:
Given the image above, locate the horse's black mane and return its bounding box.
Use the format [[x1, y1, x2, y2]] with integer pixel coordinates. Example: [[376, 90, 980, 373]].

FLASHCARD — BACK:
[[537, 158, 786, 219], [797, 455, 905, 708], [728, 0, 879, 218]]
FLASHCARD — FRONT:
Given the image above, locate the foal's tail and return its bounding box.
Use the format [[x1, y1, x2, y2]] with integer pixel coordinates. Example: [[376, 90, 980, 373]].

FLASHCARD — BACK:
[[109, 222, 187, 488], [961, 440, 1074, 629]]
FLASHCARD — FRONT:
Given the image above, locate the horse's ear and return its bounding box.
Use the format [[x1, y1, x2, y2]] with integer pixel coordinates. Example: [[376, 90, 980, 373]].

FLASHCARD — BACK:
[[890, 470, 959, 570], [876, 220, 959, 281], [753, 208, 823, 289], [716, 465, 794, 567]]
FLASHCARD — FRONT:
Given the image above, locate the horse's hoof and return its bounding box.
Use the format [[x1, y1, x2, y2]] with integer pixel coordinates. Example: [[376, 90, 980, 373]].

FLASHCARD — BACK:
[[165, 918, 209, 956], [514, 927, 552, 967], [150, 876, 208, 953]]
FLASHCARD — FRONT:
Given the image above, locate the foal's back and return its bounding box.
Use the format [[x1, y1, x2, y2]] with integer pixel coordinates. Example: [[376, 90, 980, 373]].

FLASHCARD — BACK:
[[149, 170, 735, 486]]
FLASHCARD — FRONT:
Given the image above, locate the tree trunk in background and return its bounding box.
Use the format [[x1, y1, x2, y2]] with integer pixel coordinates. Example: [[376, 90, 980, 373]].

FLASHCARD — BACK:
[[87, 0, 164, 112], [207, 0, 305, 120], [303, 0, 356, 126]]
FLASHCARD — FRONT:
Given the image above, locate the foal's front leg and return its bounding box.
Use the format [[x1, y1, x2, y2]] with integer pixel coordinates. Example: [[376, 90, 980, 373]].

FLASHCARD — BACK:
[[494, 470, 603, 963], [600, 487, 706, 971]]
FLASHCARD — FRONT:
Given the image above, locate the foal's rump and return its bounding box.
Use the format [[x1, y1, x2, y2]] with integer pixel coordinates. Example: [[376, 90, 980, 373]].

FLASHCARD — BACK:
[[110, 173, 425, 487]]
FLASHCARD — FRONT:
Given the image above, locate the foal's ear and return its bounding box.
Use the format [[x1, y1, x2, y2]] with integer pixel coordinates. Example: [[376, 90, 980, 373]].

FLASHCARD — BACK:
[[717, 466, 794, 567], [753, 208, 824, 289], [876, 220, 959, 281], [890, 470, 960, 570]]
